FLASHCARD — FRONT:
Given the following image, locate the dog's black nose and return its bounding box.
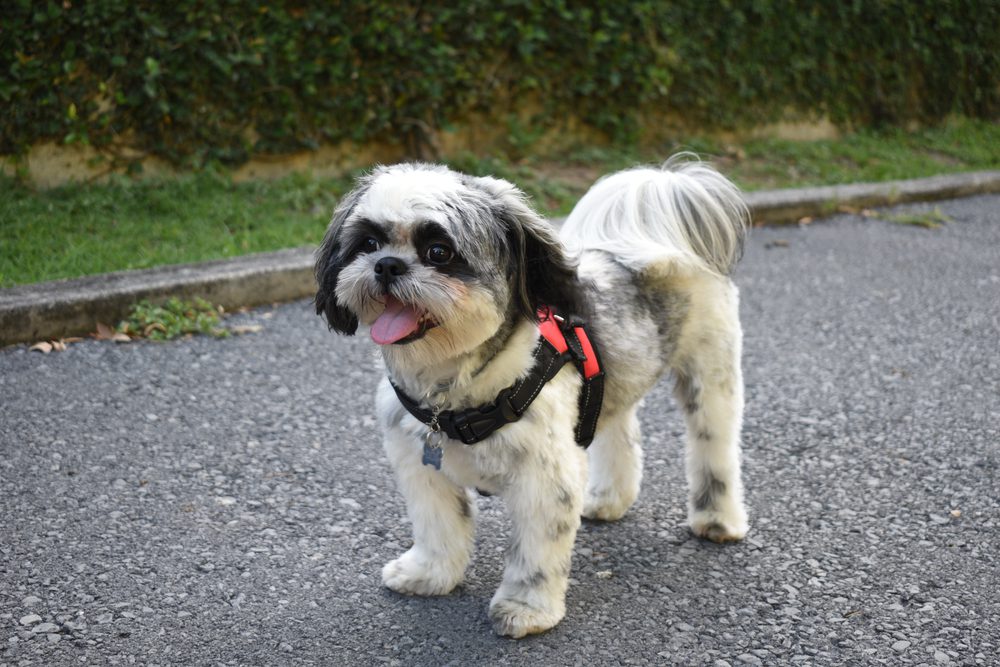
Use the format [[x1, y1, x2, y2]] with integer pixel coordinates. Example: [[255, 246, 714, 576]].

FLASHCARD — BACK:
[[374, 256, 408, 288]]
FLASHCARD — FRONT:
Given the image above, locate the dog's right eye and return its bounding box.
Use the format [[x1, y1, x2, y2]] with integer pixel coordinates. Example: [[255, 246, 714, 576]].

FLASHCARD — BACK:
[[361, 237, 380, 253]]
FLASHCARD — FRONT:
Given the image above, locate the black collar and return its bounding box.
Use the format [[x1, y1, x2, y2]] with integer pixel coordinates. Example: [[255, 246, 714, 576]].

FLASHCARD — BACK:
[[390, 309, 604, 447]]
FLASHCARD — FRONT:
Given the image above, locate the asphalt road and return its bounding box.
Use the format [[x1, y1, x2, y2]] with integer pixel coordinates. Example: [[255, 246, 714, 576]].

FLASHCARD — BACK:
[[2, 195, 999, 666]]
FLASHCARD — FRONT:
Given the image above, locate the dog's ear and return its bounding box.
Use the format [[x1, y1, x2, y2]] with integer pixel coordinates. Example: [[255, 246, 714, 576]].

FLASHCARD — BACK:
[[314, 182, 368, 335], [468, 175, 580, 321]]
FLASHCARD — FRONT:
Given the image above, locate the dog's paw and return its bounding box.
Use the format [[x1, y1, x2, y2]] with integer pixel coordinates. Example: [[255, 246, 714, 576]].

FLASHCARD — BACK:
[[582, 485, 636, 521], [381, 549, 461, 596], [489, 595, 564, 639], [689, 509, 748, 543]]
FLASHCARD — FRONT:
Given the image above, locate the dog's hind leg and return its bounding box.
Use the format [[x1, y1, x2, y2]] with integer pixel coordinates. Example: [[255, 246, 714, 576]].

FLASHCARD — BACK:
[[380, 428, 475, 596], [672, 284, 749, 543], [582, 406, 643, 521]]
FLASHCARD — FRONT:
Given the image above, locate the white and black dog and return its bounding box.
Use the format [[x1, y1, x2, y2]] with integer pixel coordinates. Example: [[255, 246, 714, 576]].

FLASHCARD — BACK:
[[314, 155, 750, 638]]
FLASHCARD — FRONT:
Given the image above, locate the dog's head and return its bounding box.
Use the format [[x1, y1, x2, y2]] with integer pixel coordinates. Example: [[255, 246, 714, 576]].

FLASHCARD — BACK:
[[315, 163, 579, 361]]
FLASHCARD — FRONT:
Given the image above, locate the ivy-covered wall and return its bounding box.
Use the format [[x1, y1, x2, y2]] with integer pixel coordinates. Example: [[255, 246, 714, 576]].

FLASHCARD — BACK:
[[2, 1, 997, 167]]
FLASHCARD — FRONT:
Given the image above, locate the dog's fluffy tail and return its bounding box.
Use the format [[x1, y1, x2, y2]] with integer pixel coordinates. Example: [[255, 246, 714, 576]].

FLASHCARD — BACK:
[[560, 153, 749, 276]]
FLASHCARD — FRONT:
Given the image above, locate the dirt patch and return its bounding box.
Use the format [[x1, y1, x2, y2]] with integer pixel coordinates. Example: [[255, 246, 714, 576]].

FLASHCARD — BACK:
[[1, 140, 408, 189], [533, 162, 603, 191], [3, 116, 842, 189]]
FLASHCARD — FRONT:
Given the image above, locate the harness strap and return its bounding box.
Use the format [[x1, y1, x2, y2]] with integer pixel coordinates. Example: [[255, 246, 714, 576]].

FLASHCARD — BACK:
[[559, 314, 605, 447], [390, 307, 604, 447]]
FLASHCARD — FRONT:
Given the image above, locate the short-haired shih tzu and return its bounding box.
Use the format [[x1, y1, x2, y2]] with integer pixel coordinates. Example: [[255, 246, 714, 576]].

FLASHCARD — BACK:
[[314, 155, 750, 638]]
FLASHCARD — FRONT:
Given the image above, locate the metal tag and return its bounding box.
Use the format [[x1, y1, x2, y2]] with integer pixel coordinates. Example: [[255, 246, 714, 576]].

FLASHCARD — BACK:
[[422, 430, 443, 470]]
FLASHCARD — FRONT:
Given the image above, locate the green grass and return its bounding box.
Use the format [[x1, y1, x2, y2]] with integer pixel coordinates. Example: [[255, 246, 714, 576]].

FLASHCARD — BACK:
[[878, 206, 952, 229], [447, 117, 1000, 215], [1, 170, 353, 287], [117, 297, 229, 340], [721, 120, 1000, 190], [2, 117, 998, 288]]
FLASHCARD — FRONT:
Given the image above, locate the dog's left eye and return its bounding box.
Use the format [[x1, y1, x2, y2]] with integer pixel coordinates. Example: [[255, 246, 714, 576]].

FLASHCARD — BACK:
[[425, 243, 454, 265], [361, 237, 380, 253]]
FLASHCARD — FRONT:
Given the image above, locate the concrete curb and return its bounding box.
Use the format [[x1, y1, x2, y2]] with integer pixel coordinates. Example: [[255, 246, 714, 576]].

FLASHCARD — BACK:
[[743, 170, 1000, 224], [3, 170, 999, 347], [1, 248, 316, 347]]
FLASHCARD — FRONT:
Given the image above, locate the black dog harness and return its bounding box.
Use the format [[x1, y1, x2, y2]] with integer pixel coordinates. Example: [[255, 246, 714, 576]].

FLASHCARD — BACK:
[[391, 306, 605, 452]]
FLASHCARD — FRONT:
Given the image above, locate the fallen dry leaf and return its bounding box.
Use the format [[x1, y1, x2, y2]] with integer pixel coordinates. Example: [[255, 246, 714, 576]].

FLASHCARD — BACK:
[[230, 324, 263, 335], [94, 322, 116, 340], [798, 216, 814, 226], [31, 339, 78, 352], [950, 509, 962, 518], [143, 322, 167, 337], [95, 323, 132, 343]]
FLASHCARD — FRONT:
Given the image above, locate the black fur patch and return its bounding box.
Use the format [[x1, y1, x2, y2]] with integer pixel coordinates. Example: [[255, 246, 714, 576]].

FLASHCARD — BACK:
[[460, 173, 581, 322], [314, 245, 359, 335], [314, 184, 369, 335], [549, 519, 575, 540], [341, 219, 390, 256], [410, 220, 477, 280], [674, 372, 702, 415], [504, 211, 582, 321], [457, 492, 473, 520], [693, 475, 726, 512], [555, 484, 574, 509], [521, 570, 547, 588]]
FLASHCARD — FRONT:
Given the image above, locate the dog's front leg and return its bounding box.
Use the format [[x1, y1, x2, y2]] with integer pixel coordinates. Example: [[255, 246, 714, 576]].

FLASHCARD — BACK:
[[381, 427, 475, 596], [490, 450, 582, 638]]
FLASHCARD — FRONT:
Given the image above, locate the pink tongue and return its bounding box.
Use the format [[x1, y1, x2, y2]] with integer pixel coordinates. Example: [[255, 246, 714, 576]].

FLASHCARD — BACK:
[[371, 296, 422, 345]]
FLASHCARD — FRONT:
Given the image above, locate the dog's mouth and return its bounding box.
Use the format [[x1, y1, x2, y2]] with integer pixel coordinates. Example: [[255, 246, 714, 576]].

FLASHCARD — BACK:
[[370, 295, 439, 345]]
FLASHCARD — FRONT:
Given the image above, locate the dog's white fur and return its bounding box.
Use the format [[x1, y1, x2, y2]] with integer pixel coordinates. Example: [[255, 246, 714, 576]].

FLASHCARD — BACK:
[[314, 155, 749, 638]]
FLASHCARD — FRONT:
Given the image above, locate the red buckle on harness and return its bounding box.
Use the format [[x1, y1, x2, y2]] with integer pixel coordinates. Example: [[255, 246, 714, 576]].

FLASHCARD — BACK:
[[537, 306, 601, 379], [538, 306, 569, 354]]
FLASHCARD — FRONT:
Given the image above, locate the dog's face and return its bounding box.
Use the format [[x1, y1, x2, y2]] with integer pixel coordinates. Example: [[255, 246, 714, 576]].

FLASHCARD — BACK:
[[315, 163, 579, 363]]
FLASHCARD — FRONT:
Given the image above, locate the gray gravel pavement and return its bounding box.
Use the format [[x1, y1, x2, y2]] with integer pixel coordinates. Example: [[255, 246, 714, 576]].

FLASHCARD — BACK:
[[2, 195, 999, 666]]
